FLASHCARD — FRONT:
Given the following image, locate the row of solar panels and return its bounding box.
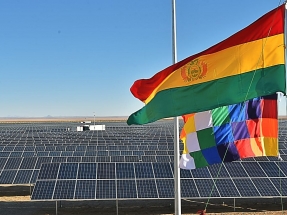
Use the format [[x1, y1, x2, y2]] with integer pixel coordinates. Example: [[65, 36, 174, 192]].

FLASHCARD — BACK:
[[0, 136, 176, 141], [35, 162, 287, 180], [0, 169, 39, 184], [0, 144, 176, 152], [0, 140, 175, 144], [0, 151, 176, 158], [0, 155, 287, 171], [1, 155, 285, 171], [1, 143, 287, 155], [0, 141, 175, 146], [1, 144, 287, 153], [1, 137, 174, 141], [0, 152, 286, 164], [0, 156, 174, 172], [1, 139, 175, 142], [31, 178, 287, 200], [1, 158, 286, 185], [31, 161, 287, 200]]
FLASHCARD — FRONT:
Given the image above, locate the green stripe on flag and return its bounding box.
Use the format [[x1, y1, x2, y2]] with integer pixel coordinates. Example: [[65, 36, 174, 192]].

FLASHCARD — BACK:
[[127, 64, 285, 125]]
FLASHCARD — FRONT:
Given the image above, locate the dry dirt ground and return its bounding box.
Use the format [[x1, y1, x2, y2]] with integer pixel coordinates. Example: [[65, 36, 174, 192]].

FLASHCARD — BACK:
[[0, 186, 287, 215]]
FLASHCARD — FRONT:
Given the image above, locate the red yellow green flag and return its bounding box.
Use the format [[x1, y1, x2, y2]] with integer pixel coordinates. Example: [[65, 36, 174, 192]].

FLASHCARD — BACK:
[[127, 5, 286, 125]]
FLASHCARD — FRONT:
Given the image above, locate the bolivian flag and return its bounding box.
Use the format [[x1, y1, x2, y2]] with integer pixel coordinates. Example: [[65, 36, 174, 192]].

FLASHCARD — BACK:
[[127, 5, 286, 125]]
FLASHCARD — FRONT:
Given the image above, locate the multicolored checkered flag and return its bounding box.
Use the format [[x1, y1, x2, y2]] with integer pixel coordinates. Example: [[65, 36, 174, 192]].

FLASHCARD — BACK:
[[179, 94, 278, 169]]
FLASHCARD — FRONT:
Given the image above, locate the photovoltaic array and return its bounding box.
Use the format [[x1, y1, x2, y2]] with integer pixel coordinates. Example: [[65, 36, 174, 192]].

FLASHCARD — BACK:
[[31, 161, 287, 200], [1, 121, 287, 200]]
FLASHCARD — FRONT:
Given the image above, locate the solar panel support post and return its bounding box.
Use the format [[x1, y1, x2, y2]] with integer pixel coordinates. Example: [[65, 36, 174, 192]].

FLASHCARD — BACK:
[[172, 0, 181, 215], [234, 198, 236, 212], [116, 199, 119, 215], [55, 201, 58, 215]]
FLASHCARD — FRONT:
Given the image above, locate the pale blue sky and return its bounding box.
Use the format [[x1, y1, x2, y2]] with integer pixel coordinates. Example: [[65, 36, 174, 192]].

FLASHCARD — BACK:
[[0, 0, 286, 117]]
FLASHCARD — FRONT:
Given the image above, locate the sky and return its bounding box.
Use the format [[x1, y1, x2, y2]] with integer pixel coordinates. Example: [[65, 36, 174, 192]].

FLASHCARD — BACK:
[[0, 0, 286, 118]]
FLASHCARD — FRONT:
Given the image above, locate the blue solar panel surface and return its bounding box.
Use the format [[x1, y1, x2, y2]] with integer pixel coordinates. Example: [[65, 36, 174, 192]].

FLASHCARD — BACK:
[[1, 120, 287, 200]]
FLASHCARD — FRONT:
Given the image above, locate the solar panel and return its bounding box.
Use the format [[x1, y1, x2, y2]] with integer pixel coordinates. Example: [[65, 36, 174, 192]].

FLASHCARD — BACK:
[[37, 152, 49, 156], [254, 156, 270, 161], [35, 157, 52, 169], [136, 179, 158, 198], [251, 178, 280, 196], [67, 157, 81, 162], [180, 179, 200, 198], [22, 152, 35, 157], [258, 162, 286, 177], [37, 163, 59, 180], [81, 157, 96, 163], [0, 170, 17, 184], [180, 169, 192, 178], [97, 163, 115, 179], [133, 151, 144, 156], [121, 151, 133, 156], [96, 180, 116, 199], [125, 156, 139, 162], [270, 178, 287, 196], [30, 170, 39, 184], [134, 163, 154, 179], [109, 151, 121, 156], [117, 179, 137, 199], [191, 167, 211, 178], [20, 157, 37, 169], [78, 163, 97, 179], [3, 146, 14, 152], [215, 179, 240, 197], [194, 179, 220, 197], [13, 170, 33, 184], [49, 151, 61, 157], [111, 156, 125, 162], [10, 152, 23, 157], [74, 180, 96, 199], [156, 179, 174, 198], [96, 156, 110, 162], [0, 152, 10, 157], [233, 178, 260, 197], [53, 180, 76, 199], [58, 163, 78, 179], [52, 157, 67, 163], [31, 180, 55, 200], [156, 156, 170, 162], [207, 164, 230, 178], [97, 151, 108, 156], [241, 162, 267, 177], [153, 163, 173, 178], [224, 162, 248, 177], [73, 151, 85, 157], [155, 151, 168, 155], [0, 158, 7, 169], [4, 157, 22, 170], [141, 155, 156, 162], [116, 163, 134, 179]]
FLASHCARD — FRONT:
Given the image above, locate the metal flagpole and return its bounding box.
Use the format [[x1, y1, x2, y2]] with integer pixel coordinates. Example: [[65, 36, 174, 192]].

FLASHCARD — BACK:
[[172, 0, 181, 215]]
